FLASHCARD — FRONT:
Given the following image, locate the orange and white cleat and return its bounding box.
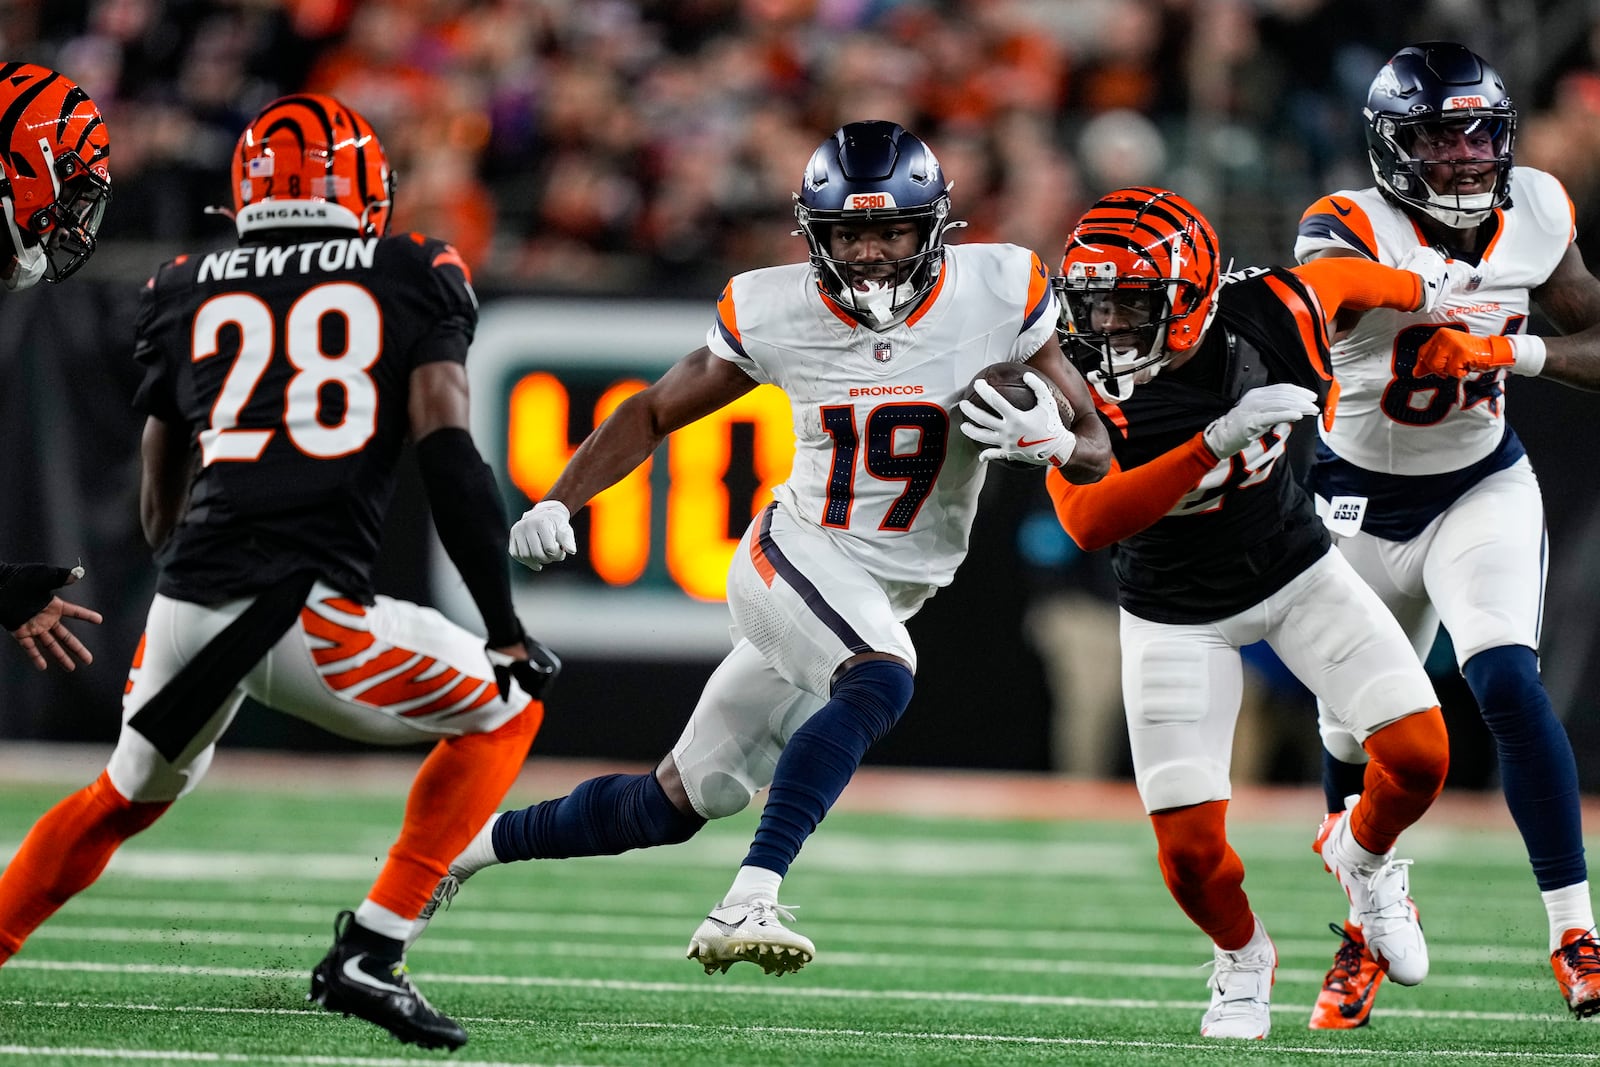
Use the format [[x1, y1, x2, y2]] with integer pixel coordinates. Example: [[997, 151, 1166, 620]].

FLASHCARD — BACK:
[[1551, 927, 1600, 1018], [1309, 920, 1386, 1029], [1313, 812, 1340, 867]]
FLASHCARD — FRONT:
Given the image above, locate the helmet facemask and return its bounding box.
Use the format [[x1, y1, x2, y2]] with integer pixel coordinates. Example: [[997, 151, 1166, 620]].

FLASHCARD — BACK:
[[1368, 111, 1514, 229], [795, 193, 953, 326], [1056, 268, 1180, 403], [1363, 43, 1517, 231], [792, 120, 960, 328], [1056, 187, 1220, 402]]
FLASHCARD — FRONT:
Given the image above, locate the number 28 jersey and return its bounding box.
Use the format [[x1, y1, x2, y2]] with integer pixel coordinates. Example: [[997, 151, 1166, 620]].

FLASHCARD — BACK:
[[132, 232, 478, 605], [706, 243, 1057, 590]]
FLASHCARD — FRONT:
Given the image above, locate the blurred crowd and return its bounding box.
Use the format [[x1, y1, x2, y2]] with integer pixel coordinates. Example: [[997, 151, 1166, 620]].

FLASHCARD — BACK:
[[7, 0, 1600, 292]]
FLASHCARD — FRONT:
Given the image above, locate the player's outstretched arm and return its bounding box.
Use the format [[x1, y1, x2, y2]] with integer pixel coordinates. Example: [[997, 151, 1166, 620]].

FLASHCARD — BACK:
[[509, 347, 757, 570], [1292, 251, 1445, 318]]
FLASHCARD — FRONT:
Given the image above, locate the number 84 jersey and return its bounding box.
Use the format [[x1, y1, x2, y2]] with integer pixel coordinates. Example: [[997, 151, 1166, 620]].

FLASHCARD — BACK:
[[132, 232, 479, 605], [706, 243, 1057, 590], [1294, 167, 1574, 476]]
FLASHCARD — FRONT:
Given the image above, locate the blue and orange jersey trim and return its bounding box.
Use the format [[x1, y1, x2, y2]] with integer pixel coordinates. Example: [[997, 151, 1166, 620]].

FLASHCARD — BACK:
[[715, 280, 750, 356], [1019, 252, 1053, 333], [1298, 195, 1379, 261]]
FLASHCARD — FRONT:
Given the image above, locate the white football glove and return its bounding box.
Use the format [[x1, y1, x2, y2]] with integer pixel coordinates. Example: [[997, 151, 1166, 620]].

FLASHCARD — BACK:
[[1396, 245, 1474, 314], [1202, 383, 1319, 458], [957, 372, 1078, 467], [508, 500, 577, 571]]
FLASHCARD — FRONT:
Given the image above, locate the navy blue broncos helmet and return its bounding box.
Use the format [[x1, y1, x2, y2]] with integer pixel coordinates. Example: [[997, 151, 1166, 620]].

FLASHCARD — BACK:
[[1365, 42, 1516, 229], [793, 120, 957, 322]]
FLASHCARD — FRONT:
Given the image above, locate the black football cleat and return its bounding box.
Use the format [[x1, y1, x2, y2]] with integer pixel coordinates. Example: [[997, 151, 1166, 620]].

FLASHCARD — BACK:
[[308, 910, 467, 1051]]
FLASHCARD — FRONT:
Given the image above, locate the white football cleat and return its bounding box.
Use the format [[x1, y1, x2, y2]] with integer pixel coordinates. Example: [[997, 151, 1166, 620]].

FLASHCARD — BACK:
[[1200, 916, 1277, 1040], [686, 899, 815, 976], [1320, 811, 1428, 986]]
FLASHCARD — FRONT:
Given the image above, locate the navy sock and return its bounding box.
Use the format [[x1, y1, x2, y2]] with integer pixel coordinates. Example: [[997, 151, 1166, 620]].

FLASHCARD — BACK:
[[491, 772, 704, 862], [1321, 747, 1368, 813], [742, 659, 915, 877], [1463, 645, 1587, 890]]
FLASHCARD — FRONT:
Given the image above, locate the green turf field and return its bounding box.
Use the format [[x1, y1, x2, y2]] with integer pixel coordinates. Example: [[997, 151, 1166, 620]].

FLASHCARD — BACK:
[[2, 777, 1597, 1066]]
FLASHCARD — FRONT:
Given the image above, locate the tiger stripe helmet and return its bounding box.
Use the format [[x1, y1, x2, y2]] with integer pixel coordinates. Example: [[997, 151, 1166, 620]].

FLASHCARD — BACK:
[[231, 94, 393, 238], [0, 63, 111, 288], [1056, 186, 1220, 401]]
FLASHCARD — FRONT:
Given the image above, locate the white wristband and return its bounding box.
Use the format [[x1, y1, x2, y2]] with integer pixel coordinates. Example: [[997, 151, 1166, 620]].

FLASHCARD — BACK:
[[1509, 334, 1547, 377]]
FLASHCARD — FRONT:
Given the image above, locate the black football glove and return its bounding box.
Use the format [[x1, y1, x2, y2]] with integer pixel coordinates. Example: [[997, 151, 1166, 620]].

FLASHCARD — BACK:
[[0, 561, 83, 631], [487, 634, 562, 701]]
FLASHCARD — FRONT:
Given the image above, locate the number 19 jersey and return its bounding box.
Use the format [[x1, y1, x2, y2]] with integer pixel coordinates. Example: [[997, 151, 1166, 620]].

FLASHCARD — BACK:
[[132, 231, 479, 605], [706, 243, 1057, 590]]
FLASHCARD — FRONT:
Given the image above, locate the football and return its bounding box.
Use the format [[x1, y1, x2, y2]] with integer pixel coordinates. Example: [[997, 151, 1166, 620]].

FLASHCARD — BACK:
[[960, 363, 1047, 471], [961, 361, 1039, 419]]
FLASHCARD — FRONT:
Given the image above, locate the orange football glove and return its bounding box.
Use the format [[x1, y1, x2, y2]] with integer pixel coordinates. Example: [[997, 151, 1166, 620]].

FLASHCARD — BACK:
[[1415, 330, 1514, 378]]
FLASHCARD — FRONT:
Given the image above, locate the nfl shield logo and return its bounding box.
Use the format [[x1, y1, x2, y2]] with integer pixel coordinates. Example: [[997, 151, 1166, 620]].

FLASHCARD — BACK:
[[873, 341, 893, 363]]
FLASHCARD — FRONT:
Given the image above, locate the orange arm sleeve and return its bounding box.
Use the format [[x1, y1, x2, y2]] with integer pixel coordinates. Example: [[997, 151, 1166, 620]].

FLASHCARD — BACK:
[[1291, 257, 1423, 317], [1048, 433, 1219, 551]]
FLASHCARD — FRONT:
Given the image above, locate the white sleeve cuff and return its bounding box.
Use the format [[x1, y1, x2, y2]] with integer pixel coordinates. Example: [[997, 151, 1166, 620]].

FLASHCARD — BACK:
[[1509, 334, 1547, 377]]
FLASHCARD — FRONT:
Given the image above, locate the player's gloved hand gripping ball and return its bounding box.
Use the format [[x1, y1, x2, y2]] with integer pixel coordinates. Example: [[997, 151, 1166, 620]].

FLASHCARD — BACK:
[[957, 364, 1077, 468]]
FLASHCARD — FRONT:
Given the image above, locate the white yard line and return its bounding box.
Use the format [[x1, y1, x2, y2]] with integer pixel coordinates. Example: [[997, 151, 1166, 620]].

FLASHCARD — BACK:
[[0, 961, 1571, 1023]]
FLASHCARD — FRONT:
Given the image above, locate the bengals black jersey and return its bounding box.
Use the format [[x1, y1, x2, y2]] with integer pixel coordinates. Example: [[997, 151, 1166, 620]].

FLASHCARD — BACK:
[[132, 231, 477, 604], [1087, 267, 1335, 623]]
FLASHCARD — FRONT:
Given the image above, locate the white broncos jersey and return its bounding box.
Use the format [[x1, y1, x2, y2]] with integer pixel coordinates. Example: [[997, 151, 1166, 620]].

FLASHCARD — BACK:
[[706, 242, 1057, 588], [1294, 166, 1574, 475]]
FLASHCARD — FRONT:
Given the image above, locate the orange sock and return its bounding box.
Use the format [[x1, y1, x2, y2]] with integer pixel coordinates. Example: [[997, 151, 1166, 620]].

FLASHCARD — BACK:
[[1354, 707, 1449, 854], [366, 703, 543, 919], [1151, 800, 1255, 950], [0, 771, 169, 964]]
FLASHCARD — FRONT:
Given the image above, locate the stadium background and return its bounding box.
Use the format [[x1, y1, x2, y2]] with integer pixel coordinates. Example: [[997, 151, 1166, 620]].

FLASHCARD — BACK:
[[5, 0, 1600, 790]]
